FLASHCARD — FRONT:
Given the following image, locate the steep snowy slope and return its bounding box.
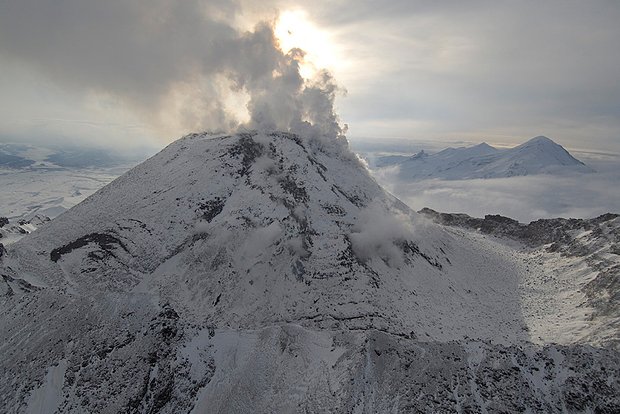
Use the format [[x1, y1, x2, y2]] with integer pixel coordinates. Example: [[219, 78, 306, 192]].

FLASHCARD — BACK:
[[1, 131, 618, 413], [380, 136, 593, 180]]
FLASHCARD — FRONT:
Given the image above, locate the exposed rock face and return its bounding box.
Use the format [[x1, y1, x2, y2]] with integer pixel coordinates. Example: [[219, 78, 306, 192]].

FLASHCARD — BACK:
[[1, 132, 618, 413], [419, 207, 619, 252], [0, 214, 51, 244]]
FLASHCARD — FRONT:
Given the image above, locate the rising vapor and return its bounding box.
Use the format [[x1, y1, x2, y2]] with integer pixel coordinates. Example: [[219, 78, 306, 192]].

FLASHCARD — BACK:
[[0, 0, 346, 142]]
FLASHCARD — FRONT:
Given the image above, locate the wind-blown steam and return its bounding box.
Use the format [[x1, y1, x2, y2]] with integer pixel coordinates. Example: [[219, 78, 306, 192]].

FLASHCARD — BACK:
[[0, 0, 346, 142]]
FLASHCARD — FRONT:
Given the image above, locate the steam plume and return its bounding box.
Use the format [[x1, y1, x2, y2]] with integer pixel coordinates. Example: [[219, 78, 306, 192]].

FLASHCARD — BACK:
[[0, 0, 346, 141]]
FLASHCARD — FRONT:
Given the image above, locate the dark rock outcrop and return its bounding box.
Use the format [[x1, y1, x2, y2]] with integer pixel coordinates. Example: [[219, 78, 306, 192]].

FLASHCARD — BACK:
[[419, 207, 619, 253], [50, 233, 129, 262]]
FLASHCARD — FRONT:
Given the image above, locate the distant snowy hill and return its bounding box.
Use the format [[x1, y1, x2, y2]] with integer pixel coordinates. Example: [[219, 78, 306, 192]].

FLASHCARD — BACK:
[[0, 131, 618, 412], [0, 143, 148, 220], [0, 143, 147, 169], [376, 136, 594, 180]]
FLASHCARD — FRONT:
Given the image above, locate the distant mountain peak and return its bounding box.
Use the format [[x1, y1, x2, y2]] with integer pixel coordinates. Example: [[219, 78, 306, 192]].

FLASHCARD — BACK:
[[517, 135, 560, 149], [527, 135, 554, 143], [376, 135, 593, 180], [475, 142, 496, 150], [511, 135, 592, 169]]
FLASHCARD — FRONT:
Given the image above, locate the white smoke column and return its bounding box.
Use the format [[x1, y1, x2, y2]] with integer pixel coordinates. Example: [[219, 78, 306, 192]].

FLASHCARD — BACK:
[[0, 0, 347, 143], [242, 44, 347, 139], [349, 202, 416, 268]]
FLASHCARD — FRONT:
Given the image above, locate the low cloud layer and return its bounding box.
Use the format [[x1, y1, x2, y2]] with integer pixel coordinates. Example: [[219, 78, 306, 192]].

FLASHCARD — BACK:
[[375, 156, 620, 223], [0, 0, 345, 143]]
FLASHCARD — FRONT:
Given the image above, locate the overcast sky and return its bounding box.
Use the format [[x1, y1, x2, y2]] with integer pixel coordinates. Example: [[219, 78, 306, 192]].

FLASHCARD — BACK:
[[1, 0, 618, 153]]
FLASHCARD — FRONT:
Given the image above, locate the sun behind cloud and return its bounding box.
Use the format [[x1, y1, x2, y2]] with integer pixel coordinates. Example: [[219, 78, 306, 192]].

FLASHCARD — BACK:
[[274, 10, 342, 79]]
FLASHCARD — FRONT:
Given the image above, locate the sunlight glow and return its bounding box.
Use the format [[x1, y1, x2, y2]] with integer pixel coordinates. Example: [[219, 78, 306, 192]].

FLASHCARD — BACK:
[[274, 10, 341, 79]]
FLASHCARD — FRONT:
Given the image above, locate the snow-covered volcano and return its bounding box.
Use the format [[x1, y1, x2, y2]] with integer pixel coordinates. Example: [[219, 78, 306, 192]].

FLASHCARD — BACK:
[[379, 135, 594, 180], [1, 131, 523, 340], [1, 131, 618, 413]]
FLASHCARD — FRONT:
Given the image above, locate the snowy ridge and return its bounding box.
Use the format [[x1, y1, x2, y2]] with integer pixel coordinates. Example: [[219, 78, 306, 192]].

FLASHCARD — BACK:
[[377, 136, 594, 180], [0, 214, 50, 246], [0, 131, 618, 412]]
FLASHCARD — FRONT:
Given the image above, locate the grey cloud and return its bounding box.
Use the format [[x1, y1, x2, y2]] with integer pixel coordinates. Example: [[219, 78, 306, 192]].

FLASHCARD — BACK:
[[0, 0, 345, 141], [1, 0, 619, 152], [300, 0, 620, 151]]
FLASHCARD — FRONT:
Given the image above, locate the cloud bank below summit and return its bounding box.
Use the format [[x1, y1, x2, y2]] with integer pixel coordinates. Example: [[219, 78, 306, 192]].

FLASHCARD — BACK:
[[374, 154, 620, 223]]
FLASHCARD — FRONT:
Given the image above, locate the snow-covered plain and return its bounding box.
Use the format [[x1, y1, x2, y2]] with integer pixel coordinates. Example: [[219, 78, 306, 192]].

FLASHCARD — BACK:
[[0, 131, 618, 412], [0, 166, 132, 220], [0, 141, 147, 221]]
